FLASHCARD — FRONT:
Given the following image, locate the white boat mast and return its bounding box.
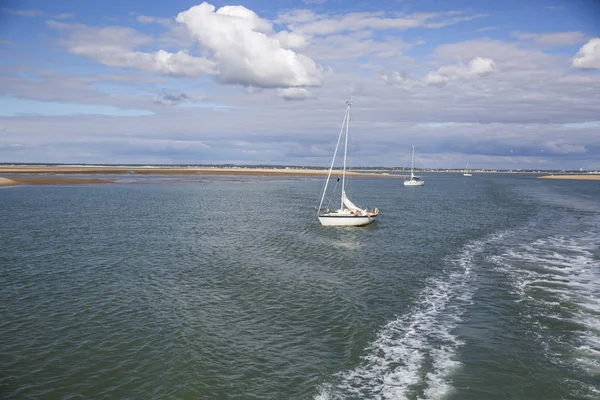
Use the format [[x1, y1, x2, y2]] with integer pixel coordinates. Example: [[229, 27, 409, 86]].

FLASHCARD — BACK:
[[340, 100, 351, 209], [317, 102, 351, 216], [410, 144, 415, 179]]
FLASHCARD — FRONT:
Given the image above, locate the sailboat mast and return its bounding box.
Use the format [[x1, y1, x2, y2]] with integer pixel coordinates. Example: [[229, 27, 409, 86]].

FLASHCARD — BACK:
[[317, 104, 350, 216], [411, 144, 415, 178], [340, 101, 351, 209]]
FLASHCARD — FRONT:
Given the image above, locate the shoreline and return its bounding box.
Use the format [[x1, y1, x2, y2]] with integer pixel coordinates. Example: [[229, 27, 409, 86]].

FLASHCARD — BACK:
[[0, 166, 400, 178], [0, 177, 117, 186], [538, 174, 600, 181]]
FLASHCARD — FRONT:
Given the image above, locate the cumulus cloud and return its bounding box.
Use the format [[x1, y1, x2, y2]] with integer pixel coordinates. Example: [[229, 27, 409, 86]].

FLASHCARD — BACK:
[[176, 2, 322, 88], [47, 21, 216, 77], [49, 3, 322, 89], [572, 38, 600, 69], [277, 87, 311, 101], [425, 57, 495, 86], [381, 71, 421, 90]]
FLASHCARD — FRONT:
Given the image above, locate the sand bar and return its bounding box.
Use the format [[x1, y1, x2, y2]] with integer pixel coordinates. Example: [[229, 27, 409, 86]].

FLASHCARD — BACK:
[[0, 176, 116, 185], [0, 177, 19, 186], [0, 166, 400, 178], [538, 175, 600, 181]]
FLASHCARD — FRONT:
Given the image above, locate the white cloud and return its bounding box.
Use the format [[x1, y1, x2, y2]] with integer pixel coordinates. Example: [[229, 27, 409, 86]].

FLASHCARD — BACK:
[[0, 8, 42, 17], [136, 15, 156, 23], [135, 15, 172, 25], [382, 71, 422, 90], [425, 57, 495, 86], [277, 87, 311, 101], [55, 13, 75, 19], [276, 9, 485, 36], [468, 57, 495, 75], [307, 31, 412, 63], [47, 21, 216, 77], [176, 2, 322, 88], [572, 38, 600, 69], [432, 39, 559, 72], [424, 72, 449, 87], [513, 31, 584, 47], [273, 31, 308, 50]]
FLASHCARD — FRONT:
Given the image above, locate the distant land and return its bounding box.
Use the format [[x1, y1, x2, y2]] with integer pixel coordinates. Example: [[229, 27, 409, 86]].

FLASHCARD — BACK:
[[0, 164, 599, 185], [1, 162, 599, 174]]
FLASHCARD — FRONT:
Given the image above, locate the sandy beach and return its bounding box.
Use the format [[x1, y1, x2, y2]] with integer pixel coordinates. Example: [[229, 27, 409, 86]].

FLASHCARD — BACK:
[[0, 177, 19, 186], [0, 166, 400, 178], [538, 175, 600, 181], [0, 176, 117, 186]]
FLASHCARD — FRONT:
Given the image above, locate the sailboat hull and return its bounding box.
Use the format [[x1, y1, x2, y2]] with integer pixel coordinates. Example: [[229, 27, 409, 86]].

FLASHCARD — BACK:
[[403, 179, 424, 186], [318, 215, 377, 226]]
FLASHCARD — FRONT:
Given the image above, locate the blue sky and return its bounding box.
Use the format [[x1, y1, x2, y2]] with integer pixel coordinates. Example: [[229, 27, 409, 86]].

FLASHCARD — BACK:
[[1, 0, 599, 169]]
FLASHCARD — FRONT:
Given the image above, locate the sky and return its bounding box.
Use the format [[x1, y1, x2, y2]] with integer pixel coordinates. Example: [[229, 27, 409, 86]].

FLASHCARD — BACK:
[[0, 0, 599, 169]]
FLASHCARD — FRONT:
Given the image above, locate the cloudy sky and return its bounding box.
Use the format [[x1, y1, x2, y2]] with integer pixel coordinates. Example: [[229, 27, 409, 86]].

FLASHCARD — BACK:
[[1, 0, 599, 169]]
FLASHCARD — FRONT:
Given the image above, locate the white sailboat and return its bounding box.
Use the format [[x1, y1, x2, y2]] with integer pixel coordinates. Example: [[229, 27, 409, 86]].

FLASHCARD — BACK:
[[317, 100, 380, 227], [403, 144, 425, 187], [463, 161, 472, 176]]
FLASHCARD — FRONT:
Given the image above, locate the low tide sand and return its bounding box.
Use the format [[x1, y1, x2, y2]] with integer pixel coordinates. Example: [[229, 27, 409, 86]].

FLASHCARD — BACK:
[[0, 177, 19, 186], [0, 166, 399, 178], [538, 175, 600, 181], [0, 177, 116, 186]]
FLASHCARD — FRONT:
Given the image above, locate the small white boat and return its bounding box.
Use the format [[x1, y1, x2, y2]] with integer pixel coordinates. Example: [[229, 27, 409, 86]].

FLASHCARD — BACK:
[[317, 100, 380, 227], [403, 144, 425, 187], [463, 161, 472, 177]]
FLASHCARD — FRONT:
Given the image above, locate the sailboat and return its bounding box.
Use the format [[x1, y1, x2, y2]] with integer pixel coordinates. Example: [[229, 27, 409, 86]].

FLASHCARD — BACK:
[[403, 144, 425, 186], [463, 161, 472, 176], [317, 100, 380, 227]]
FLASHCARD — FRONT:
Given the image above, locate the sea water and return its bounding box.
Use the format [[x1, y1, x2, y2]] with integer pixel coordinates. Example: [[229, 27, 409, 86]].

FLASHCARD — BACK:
[[1, 173, 598, 399]]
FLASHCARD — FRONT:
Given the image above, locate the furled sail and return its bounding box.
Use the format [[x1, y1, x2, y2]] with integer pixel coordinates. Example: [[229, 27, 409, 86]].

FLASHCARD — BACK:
[[342, 191, 361, 212]]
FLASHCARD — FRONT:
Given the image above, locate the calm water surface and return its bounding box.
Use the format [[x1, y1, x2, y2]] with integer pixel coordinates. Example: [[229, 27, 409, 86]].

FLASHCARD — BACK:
[[1, 173, 599, 399]]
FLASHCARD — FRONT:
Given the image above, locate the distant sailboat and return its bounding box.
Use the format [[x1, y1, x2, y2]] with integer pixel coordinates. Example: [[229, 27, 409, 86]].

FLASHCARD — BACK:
[[317, 100, 379, 227], [463, 161, 472, 177], [403, 145, 425, 187]]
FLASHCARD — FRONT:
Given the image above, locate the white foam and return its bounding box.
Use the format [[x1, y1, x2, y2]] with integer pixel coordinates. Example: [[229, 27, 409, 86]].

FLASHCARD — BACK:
[[491, 233, 600, 396], [316, 234, 507, 400]]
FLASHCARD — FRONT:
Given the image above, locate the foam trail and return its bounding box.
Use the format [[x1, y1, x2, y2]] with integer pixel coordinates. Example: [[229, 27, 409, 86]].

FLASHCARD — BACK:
[[316, 234, 504, 400], [491, 234, 600, 398]]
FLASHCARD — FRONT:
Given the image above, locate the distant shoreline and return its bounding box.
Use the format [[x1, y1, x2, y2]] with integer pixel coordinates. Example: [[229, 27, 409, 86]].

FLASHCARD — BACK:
[[2, 167, 598, 186], [0, 166, 401, 186], [538, 174, 600, 181], [0, 165, 579, 174]]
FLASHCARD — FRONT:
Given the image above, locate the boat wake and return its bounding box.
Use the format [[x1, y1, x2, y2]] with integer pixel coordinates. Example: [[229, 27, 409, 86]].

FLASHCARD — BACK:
[[490, 233, 600, 399], [315, 232, 507, 400]]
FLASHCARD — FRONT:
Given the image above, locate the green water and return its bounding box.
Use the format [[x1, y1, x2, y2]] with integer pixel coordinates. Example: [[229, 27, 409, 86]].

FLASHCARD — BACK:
[[1, 174, 598, 399]]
